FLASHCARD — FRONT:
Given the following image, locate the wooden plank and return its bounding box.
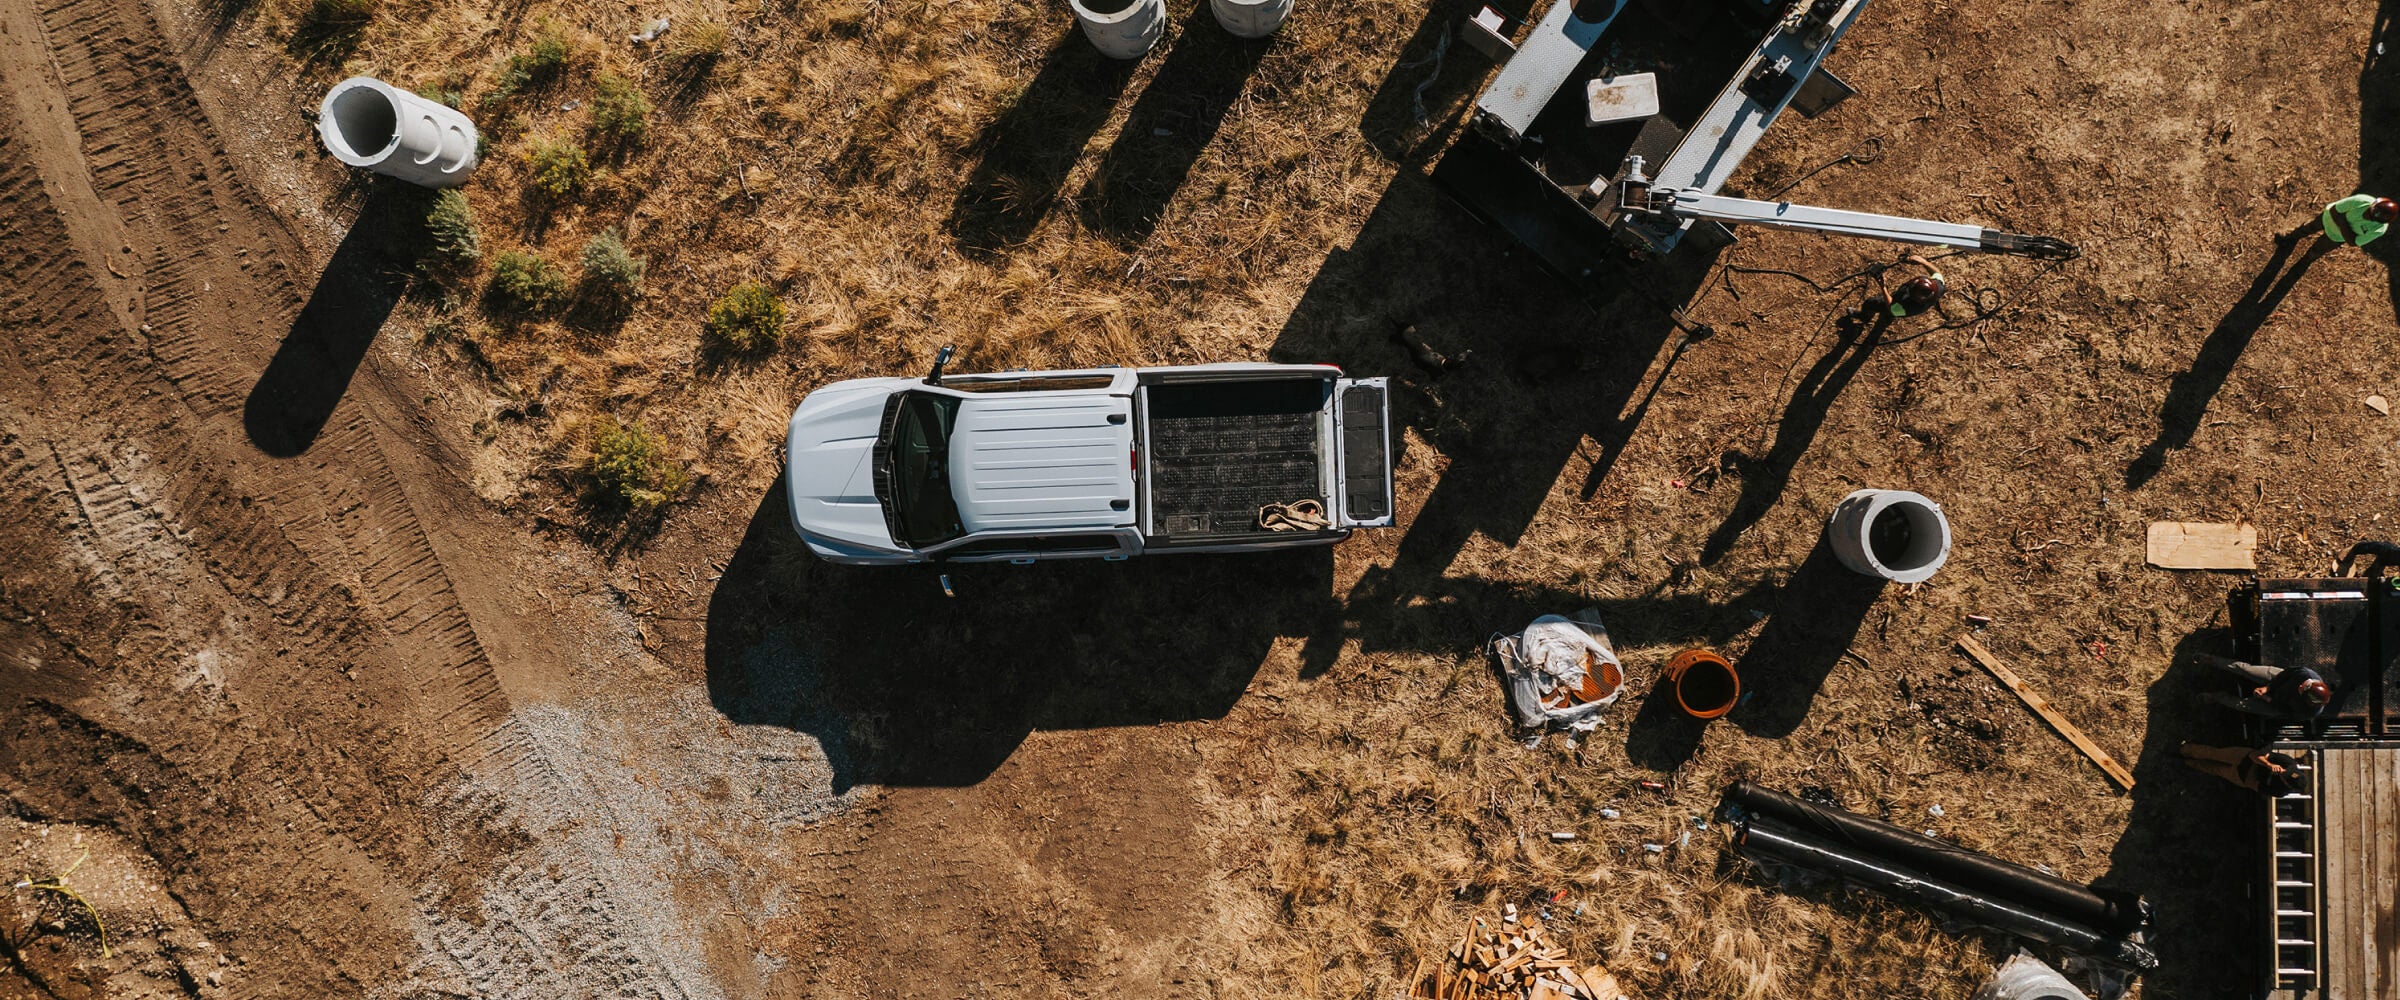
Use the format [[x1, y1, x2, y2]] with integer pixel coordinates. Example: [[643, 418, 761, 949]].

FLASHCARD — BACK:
[[1955, 636, 2136, 790], [2374, 749, 2398, 997], [2352, 748, 2373, 999], [2322, 749, 2359, 998], [2146, 521, 2258, 569]]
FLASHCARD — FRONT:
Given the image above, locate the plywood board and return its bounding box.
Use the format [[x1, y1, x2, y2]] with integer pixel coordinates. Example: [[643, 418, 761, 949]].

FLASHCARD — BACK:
[[2146, 521, 2257, 570]]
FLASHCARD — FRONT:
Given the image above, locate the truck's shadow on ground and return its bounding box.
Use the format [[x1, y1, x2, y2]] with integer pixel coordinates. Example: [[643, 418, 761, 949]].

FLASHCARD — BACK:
[[703, 479, 1339, 789], [2095, 626, 2255, 999]]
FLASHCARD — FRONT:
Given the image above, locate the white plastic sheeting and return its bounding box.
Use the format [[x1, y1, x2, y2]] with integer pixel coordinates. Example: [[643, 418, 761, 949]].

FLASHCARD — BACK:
[[1490, 614, 1623, 730], [1973, 951, 2087, 1000]]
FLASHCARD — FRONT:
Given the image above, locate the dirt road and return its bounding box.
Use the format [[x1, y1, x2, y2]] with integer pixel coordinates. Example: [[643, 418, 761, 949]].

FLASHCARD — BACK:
[[0, 2, 1244, 997], [0, 0, 742, 994], [5, 0, 2398, 997]]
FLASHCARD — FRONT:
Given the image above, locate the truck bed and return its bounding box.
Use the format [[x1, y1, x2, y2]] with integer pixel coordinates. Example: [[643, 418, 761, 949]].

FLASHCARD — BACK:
[[1143, 379, 1329, 540]]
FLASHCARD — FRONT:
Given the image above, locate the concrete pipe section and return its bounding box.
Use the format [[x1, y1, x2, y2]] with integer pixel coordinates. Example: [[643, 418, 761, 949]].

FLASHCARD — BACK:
[[317, 77, 480, 188], [1070, 0, 1166, 59], [1211, 0, 1292, 37], [1826, 488, 1952, 584]]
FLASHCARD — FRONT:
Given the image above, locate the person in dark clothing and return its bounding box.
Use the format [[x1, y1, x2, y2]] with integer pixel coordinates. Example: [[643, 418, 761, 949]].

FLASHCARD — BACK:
[[2196, 654, 2332, 720], [1849, 253, 1947, 320], [2179, 743, 2307, 796]]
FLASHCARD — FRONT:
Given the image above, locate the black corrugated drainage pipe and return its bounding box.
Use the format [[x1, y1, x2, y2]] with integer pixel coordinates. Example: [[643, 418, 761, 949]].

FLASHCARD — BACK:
[[1724, 781, 2149, 935], [1734, 815, 2159, 971]]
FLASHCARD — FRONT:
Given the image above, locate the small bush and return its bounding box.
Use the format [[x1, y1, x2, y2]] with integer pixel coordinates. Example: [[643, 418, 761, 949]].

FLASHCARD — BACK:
[[670, 19, 727, 64], [525, 137, 590, 199], [590, 74, 651, 145], [291, 0, 374, 60], [586, 417, 689, 511], [485, 25, 572, 104], [578, 229, 645, 298], [307, 0, 375, 25], [487, 250, 566, 314], [703, 282, 785, 353], [424, 189, 481, 270], [524, 27, 570, 75]]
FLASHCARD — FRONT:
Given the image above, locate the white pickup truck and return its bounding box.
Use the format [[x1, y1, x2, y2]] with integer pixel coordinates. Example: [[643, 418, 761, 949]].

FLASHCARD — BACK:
[[782, 355, 1395, 565]]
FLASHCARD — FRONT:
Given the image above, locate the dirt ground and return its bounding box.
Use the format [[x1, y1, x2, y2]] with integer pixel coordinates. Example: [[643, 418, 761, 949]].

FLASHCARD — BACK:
[[2, 0, 2396, 998]]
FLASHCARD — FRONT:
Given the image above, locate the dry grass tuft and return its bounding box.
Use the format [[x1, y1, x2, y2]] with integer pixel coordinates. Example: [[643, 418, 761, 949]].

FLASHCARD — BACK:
[[280, 0, 2273, 995]]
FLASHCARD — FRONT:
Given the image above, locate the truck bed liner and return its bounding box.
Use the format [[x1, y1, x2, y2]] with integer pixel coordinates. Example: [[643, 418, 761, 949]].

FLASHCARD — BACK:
[[1145, 380, 1327, 539]]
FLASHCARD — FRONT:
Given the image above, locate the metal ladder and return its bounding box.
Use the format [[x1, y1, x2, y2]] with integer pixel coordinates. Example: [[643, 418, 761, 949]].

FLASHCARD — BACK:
[[2270, 756, 2320, 990]]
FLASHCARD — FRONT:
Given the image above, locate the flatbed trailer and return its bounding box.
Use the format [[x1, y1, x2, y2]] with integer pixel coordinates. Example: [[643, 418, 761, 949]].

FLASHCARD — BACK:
[[1436, 0, 2072, 288], [2235, 564, 2400, 998]]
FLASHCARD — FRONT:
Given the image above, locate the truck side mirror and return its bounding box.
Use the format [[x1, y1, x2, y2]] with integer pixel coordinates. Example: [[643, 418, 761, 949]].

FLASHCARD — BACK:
[[925, 345, 956, 386]]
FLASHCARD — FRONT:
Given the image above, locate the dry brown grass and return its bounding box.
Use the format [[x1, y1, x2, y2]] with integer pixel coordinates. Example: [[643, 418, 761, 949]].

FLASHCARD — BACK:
[[310, 0, 1436, 512], [271, 0, 2400, 997]]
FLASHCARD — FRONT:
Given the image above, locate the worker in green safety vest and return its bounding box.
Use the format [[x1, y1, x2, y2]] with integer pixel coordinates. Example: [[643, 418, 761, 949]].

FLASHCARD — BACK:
[[2318, 194, 2399, 246], [1847, 253, 1946, 322]]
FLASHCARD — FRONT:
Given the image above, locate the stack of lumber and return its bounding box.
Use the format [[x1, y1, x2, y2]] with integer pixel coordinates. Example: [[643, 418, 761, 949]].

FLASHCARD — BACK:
[[1407, 905, 1628, 1000]]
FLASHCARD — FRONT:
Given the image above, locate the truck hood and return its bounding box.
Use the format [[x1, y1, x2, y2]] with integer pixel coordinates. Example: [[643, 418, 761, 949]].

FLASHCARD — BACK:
[[952, 394, 1136, 533], [784, 382, 906, 556]]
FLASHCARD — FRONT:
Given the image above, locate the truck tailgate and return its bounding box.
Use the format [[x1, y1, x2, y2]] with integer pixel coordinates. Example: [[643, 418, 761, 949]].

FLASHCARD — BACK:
[[1333, 378, 1394, 528]]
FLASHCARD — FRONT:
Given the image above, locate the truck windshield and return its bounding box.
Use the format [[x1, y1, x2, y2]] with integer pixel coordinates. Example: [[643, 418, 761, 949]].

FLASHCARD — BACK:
[[874, 392, 965, 548]]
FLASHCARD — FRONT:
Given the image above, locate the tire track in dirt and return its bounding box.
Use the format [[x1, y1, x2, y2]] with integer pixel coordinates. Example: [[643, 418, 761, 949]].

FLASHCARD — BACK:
[[0, 0, 721, 995]]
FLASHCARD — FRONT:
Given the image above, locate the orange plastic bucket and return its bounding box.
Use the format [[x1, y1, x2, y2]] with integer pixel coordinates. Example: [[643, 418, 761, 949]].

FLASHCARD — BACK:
[[1664, 648, 1740, 719]]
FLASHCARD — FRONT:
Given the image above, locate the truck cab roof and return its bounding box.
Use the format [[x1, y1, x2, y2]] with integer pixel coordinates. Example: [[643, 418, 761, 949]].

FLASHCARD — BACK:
[[949, 392, 1134, 533]]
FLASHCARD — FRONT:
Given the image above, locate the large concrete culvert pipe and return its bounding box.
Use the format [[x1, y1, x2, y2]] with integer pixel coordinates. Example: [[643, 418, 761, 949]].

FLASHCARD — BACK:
[[1826, 488, 1952, 584], [317, 77, 480, 188], [1211, 0, 1292, 37], [1070, 0, 1166, 59]]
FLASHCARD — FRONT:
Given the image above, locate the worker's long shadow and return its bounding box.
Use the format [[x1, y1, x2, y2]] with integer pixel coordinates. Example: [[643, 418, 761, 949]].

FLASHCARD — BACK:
[[1622, 540, 1881, 769], [2124, 226, 2331, 490], [1355, 0, 1517, 163], [945, 30, 1139, 255], [1077, 8, 1270, 243], [2094, 627, 2256, 999], [243, 186, 412, 457], [701, 480, 1339, 790], [1266, 169, 1717, 678], [1699, 315, 1885, 563], [2365, 2, 2400, 322]]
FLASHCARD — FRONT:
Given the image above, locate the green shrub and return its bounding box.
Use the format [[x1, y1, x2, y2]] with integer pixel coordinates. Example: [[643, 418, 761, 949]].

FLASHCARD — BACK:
[[587, 417, 689, 511], [703, 282, 785, 353], [590, 74, 651, 145], [485, 25, 572, 104], [524, 27, 570, 75], [578, 229, 645, 297], [424, 189, 481, 270], [525, 137, 590, 198], [487, 250, 566, 314]]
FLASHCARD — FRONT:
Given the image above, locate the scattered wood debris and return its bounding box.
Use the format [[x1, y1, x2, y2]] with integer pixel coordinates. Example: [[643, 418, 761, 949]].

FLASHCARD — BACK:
[[1407, 908, 1629, 1000]]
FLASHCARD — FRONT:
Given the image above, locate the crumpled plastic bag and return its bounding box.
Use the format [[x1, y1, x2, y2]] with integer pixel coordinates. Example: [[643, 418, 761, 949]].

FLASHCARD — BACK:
[[1975, 951, 2087, 1000], [1490, 614, 1624, 730]]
